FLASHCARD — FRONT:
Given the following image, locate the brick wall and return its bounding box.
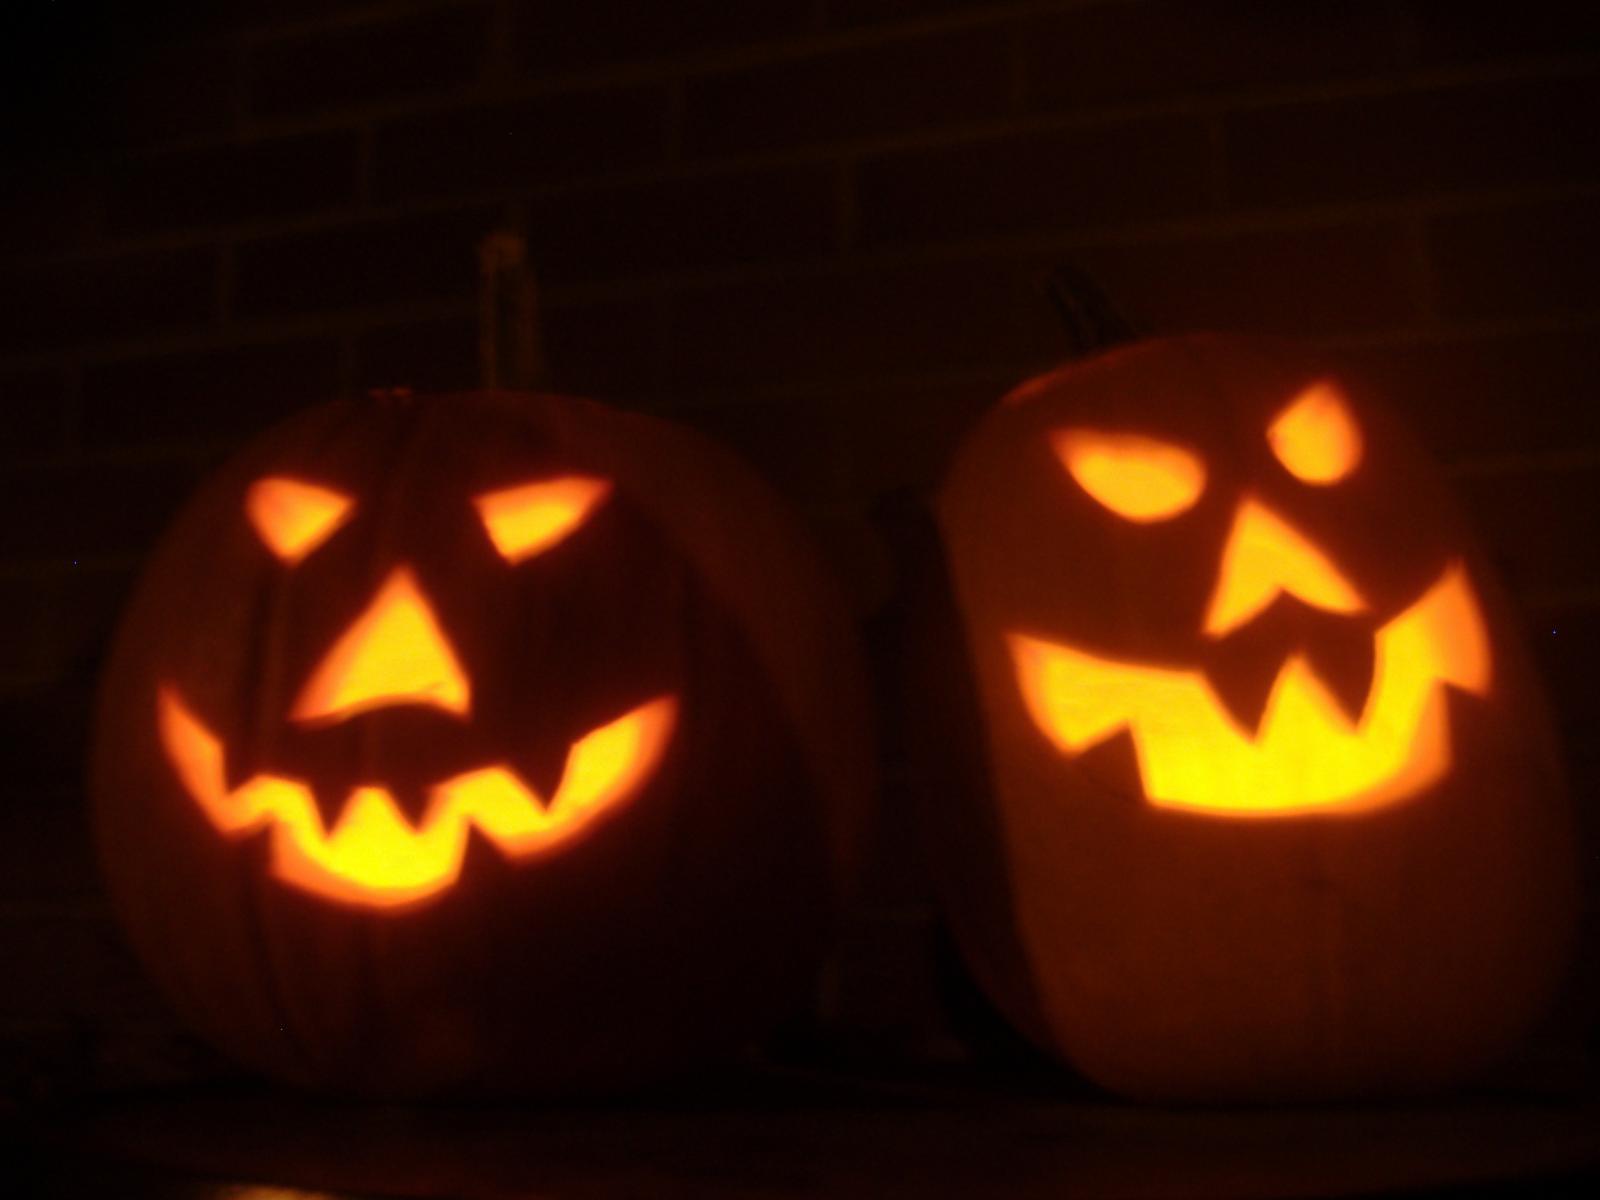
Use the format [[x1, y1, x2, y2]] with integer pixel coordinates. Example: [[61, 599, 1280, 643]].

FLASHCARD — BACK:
[[2, 0, 1597, 1095]]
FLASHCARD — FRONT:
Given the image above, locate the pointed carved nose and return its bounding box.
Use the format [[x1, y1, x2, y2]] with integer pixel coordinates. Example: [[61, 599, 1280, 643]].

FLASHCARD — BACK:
[[1203, 496, 1366, 639], [291, 566, 471, 725]]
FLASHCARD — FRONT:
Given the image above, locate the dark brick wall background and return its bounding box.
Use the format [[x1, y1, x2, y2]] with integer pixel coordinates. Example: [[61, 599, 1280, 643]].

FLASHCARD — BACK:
[[1, 0, 1597, 1096]]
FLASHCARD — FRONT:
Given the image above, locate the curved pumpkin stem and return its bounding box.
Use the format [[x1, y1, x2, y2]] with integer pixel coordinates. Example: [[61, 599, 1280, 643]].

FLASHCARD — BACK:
[[1043, 264, 1136, 359], [478, 230, 544, 391]]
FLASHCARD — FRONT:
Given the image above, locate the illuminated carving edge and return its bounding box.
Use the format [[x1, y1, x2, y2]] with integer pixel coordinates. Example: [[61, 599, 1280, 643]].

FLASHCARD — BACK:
[[1268, 380, 1364, 485], [245, 476, 354, 564], [473, 475, 613, 564], [1008, 562, 1490, 818], [1201, 497, 1367, 639], [1052, 429, 1208, 524], [290, 566, 472, 726], [156, 687, 677, 908]]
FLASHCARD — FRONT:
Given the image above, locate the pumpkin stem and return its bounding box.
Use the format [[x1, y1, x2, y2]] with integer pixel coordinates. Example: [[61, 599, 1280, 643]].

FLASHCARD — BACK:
[[478, 231, 544, 391], [1043, 265, 1136, 358]]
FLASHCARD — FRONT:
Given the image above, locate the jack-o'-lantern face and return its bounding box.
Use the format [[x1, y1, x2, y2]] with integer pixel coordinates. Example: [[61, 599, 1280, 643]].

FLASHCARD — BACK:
[[926, 338, 1575, 1103], [973, 358, 1496, 819], [157, 471, 677, 908], [92, 389, 866, 1096]]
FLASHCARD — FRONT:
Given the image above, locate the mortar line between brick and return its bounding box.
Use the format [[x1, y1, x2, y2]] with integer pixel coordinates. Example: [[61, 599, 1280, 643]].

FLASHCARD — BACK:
[[226, 0, 499, 47], [835, 159, 859, 253], [1522, 588, 1600, 613], [662, 76, 687, 162], [217, 0, 1106, 62], [337, 336, 362, 402], [110, 47, 1600, 160], [216, 242, 237, 330], [1444, 447, 1600, 479], [1204, 114, 1229, 210], [58, 361, 85, 461], [484, 0, 517, 86], [23, 166, 1600, 274], [1407, 207, 1444, 333], [355, 126, 377, 210], [6, 291, 1600, 379], [1005, 18, 1027, 113]]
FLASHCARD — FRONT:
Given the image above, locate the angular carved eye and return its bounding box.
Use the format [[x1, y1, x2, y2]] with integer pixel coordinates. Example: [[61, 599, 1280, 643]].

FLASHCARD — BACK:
[[1052, 430, 1206, 522], [473, 475, 612, 564], [246, 477, 354, 564], [1268, 380, 1362, 484]]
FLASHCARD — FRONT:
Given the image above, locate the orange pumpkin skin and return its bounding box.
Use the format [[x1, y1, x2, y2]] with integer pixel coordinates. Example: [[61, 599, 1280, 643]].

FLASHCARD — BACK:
[[927, 336, 1576, 1101], [92, 390, 870, 1097]]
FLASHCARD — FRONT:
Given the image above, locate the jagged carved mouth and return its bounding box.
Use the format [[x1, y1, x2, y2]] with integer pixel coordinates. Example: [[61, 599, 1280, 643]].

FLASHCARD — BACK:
[[157, 687, 677, 908], [1008, 563, 1490, 817]]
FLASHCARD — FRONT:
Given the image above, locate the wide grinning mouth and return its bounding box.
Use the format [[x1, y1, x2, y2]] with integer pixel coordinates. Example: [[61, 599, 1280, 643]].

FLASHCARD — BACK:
[[1008, 563, 1490, 817], [157, 687, 677, 908]]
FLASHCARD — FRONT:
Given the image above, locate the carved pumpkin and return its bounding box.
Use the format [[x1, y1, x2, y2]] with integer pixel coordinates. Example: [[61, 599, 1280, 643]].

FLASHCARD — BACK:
[[92, 389, 870, 1096], [921, 335, 1575, 1100]]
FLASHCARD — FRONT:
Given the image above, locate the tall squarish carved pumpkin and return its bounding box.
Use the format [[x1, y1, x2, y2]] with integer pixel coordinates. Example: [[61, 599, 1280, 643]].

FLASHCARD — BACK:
[[921, 335, 1575, 1101], [92, 390, 871, 1096]]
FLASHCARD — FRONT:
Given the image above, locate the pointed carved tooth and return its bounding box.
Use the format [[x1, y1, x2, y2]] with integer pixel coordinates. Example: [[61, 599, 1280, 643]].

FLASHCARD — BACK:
[[158, 687, 677, 908], [1008, 561, 1490, 817]]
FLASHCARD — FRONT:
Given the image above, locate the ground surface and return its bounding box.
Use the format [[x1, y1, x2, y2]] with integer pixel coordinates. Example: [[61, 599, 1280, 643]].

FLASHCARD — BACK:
[[10, 1067, 1600, 1198]]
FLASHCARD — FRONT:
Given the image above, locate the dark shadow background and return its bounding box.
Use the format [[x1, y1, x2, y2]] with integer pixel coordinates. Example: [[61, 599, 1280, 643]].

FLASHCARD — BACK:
[[1, 0, 1598, 1189]]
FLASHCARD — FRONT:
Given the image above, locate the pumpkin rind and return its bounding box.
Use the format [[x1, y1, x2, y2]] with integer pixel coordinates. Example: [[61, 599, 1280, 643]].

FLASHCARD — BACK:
[[92, 390, 872, 1096], [925, 336, 1576, 1100]]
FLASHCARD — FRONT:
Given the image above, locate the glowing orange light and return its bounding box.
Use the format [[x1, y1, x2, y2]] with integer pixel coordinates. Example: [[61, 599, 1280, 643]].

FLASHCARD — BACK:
[[291, 566, 471, 724], [158, 687, 677, 907], [1269, 380, 1362, 484], [1010, 562, 1489, 817], [1203, 497, 1365, 638], [473, 476, 612, 564], [246, 477, 354, 564], [1053, 430, 1206, 522]]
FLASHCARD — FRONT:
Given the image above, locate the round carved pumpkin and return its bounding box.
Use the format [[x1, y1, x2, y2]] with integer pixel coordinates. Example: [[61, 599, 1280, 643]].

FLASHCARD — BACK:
[[92, 389, 871, 1096], [920, 335, 1575, 1101]]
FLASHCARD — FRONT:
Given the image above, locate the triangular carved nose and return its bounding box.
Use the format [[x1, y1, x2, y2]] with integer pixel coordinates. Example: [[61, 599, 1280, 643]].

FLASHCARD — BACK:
[[1203, 496, 1366, 639], [291, 566, 471, 725]]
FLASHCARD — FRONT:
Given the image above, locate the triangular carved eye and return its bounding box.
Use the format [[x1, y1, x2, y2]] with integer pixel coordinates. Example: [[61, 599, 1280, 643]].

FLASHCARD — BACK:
[[1269, 380, 1362, 484], [1052, 429, 1206, 522], [473, 475, 611, 564], [247, 477, 354, 564]]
